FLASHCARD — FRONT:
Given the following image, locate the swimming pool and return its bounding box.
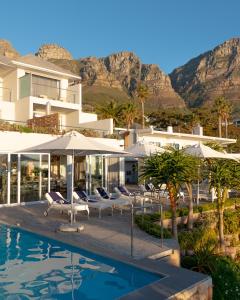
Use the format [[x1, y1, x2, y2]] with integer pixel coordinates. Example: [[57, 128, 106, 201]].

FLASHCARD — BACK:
[[0, 224, 162, 299]]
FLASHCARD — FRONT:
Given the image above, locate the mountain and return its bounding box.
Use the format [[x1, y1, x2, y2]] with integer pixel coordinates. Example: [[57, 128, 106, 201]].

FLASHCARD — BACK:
[[0, 40, 19, 58], [170, 38, 240, 109], [35, 45, 185, 111]]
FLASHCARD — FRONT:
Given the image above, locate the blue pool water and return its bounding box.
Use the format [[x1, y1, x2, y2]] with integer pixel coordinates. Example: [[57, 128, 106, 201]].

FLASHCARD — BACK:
[[0, 225, 162, 299]]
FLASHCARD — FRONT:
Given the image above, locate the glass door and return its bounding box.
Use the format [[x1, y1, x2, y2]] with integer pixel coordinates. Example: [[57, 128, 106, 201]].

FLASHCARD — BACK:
[[20, 154, 40, 202], [0, 154, 8, 204]]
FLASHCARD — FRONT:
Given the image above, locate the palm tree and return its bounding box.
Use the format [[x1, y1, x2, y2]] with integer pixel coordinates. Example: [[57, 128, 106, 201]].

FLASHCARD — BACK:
[[96, 100, 123, 127], [141, 149, 198, 239], [121, 102, 139, 130], [207, 159, 240, 251], [214, 96, 232, 138], [136, 84, 149, 129]]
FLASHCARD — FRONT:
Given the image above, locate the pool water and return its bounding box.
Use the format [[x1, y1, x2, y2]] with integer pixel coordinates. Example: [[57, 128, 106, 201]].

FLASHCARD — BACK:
[[0, 225, 162, 299]]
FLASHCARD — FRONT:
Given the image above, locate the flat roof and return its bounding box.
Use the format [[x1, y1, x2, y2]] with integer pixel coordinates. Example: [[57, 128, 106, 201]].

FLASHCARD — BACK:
[[137, 128, 236, 145]]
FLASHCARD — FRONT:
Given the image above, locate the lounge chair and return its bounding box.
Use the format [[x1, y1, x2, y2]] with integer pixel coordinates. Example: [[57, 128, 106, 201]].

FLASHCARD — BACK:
[[95, 187, 130, 206], [44, 192, 89, 220], [73, 190, 113, 218]]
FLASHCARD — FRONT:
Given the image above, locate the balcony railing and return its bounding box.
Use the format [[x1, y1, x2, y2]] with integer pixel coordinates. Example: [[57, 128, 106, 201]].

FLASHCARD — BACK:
[[19, 75, 80, 104], [0, 86, 12, 102], [31, 83, 79, 104]]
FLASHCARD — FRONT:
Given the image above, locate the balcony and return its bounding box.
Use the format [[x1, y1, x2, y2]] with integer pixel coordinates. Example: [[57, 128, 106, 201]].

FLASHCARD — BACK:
[[19, 74, 80, 104]]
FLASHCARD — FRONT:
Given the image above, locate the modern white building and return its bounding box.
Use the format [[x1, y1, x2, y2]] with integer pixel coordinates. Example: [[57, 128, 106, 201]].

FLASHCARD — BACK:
[[116, 125, 236, 184], [0, 131, 125, 206], [0, 54, 113, 134]]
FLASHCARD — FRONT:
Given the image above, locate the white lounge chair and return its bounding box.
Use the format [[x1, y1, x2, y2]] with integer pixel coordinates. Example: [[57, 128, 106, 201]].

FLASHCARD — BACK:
[[95, 187, 130, 206], [73, 190, 113, 218], [44, 192, 89, 220]]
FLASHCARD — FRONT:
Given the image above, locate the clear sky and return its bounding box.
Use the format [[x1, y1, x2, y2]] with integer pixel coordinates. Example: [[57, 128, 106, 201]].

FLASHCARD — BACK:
[[1, 0, 239, 73]]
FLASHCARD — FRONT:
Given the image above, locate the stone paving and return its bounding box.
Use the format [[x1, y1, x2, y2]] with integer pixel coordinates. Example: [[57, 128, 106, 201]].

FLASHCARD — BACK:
[[0, 203, 174, 260]]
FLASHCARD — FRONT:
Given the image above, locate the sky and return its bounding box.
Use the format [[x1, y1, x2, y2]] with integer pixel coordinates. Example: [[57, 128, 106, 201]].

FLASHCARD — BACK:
[[0, 0, 240, 73]]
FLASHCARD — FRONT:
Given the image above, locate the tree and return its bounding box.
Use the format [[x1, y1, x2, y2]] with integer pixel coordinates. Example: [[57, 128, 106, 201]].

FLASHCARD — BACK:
[[141, 149, 198, 239], [121, 102, 139, 130], [214, 96, 232, 138], [136, 84, 149, 129], [96, 100, 123, 127], [207, 159, 240, 251]]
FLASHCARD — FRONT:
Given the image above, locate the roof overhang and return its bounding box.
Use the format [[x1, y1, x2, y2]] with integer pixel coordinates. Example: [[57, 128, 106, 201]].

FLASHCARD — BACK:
[[11, 60, 81, 80]]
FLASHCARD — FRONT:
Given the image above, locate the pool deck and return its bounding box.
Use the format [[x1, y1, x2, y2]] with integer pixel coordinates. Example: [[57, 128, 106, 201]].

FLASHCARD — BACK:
[[0, 203, 212, 300]]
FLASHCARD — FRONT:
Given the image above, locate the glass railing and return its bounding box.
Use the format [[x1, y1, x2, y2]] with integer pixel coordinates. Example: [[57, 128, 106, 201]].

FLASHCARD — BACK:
[[0, 86, 12, 102], [31, 83, 79, 104], [19, 74, 80, 104]]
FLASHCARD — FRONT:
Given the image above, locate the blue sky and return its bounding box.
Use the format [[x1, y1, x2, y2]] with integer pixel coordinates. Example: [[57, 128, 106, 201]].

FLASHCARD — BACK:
[[1, 0, 239, 73]]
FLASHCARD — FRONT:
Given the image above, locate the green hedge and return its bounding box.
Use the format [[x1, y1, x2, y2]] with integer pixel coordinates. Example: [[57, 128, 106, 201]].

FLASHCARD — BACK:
[[134, 215, 172, 238], [181, 255, 240, 300]]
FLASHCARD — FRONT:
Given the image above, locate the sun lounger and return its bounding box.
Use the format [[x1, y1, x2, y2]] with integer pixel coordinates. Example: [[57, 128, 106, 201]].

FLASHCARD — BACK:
[[73, 190, 113, 218], [95, 187, 130, 206], [44, 192, 89, 219]]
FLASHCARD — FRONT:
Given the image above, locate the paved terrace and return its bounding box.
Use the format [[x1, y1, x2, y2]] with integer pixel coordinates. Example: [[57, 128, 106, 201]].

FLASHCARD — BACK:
[[0, 203, 212, 300]]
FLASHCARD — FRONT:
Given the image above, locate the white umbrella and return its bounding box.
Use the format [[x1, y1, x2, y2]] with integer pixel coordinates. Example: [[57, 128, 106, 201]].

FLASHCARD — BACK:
[[24, 131, 127, 225], [183, 143, 230, 159], [125, 142, 165, 157], [183, 143, 236, 203]]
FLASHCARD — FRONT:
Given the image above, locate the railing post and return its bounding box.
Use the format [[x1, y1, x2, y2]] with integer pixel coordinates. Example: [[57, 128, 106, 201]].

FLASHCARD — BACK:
[[160, 204, 163, 248], [130, 203, 134, 257]]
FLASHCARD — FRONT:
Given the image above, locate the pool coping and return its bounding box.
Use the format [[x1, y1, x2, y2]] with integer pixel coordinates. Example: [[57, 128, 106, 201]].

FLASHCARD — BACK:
[[0, 220, 212, 300]]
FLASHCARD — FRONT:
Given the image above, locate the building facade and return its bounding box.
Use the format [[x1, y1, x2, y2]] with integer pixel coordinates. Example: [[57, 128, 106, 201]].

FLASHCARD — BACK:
[[0, 54, 113, 134]]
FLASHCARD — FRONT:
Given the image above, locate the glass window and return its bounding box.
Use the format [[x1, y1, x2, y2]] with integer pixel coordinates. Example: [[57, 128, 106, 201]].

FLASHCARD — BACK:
[[32, 74, 60, 100], [0, 154, 8, 204], [20, 154, 40, 202], [19, 73, 31, 99], [90, 156, 103, 193], [41, 155, 49, 199], [10, 154, 18, 204]]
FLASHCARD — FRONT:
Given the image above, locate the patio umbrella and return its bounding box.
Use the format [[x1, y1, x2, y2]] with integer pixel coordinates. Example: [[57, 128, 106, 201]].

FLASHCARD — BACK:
[[183, 143, 236, 203], [183, 143, 232, 159], [125, 142, 165, 157], [24, 130, 127, 226]]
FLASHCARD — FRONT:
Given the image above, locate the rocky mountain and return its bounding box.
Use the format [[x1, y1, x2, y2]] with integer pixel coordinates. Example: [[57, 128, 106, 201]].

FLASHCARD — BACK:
[[36, 48, 185, 110], [170, 38, 240, 109], [36, 44, 72, 60], [0, 40, 19, 58]]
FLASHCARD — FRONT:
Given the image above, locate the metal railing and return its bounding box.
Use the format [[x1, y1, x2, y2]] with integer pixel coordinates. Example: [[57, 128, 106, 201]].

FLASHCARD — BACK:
[[31, 83, 79, 104], [0, 86, 12, 102], [130, 194, 164, 257]]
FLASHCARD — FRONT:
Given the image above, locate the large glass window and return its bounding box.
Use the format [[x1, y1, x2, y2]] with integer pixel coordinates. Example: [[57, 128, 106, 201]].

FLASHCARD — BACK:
[[19, 74, 31, 99], [0, 154, 8, 204], [10, 154, 18, 204], [107, 157, 120, 192], [90, 156, 103, 193], [32, 75, 60, 100], [74, 156, 86, 191], [20, 154, 40, 202], [41, 155, 49, 199]]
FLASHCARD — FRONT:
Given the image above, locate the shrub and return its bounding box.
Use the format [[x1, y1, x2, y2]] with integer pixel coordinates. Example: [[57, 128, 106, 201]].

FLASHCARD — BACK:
[[181, 255, 240, 300], [135, 215, 172, 238], [224, 209, 240, 235]]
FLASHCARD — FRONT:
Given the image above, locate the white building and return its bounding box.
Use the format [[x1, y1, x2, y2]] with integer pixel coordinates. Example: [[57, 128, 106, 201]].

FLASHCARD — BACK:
[[116, 125, 236, 184], [0, 54, 113, 134]]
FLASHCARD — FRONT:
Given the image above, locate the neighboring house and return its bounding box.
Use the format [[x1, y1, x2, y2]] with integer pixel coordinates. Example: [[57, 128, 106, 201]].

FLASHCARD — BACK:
[[115, 125, 236, 184], [0, 54, 113, 134]]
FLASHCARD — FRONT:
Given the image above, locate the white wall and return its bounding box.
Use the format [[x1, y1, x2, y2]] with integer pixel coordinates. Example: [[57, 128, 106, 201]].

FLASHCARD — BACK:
[[15, 97, 32, 121], [3, 69, 18, 101], [0, 101, 15, 120], [78, 117, 113, 134]]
